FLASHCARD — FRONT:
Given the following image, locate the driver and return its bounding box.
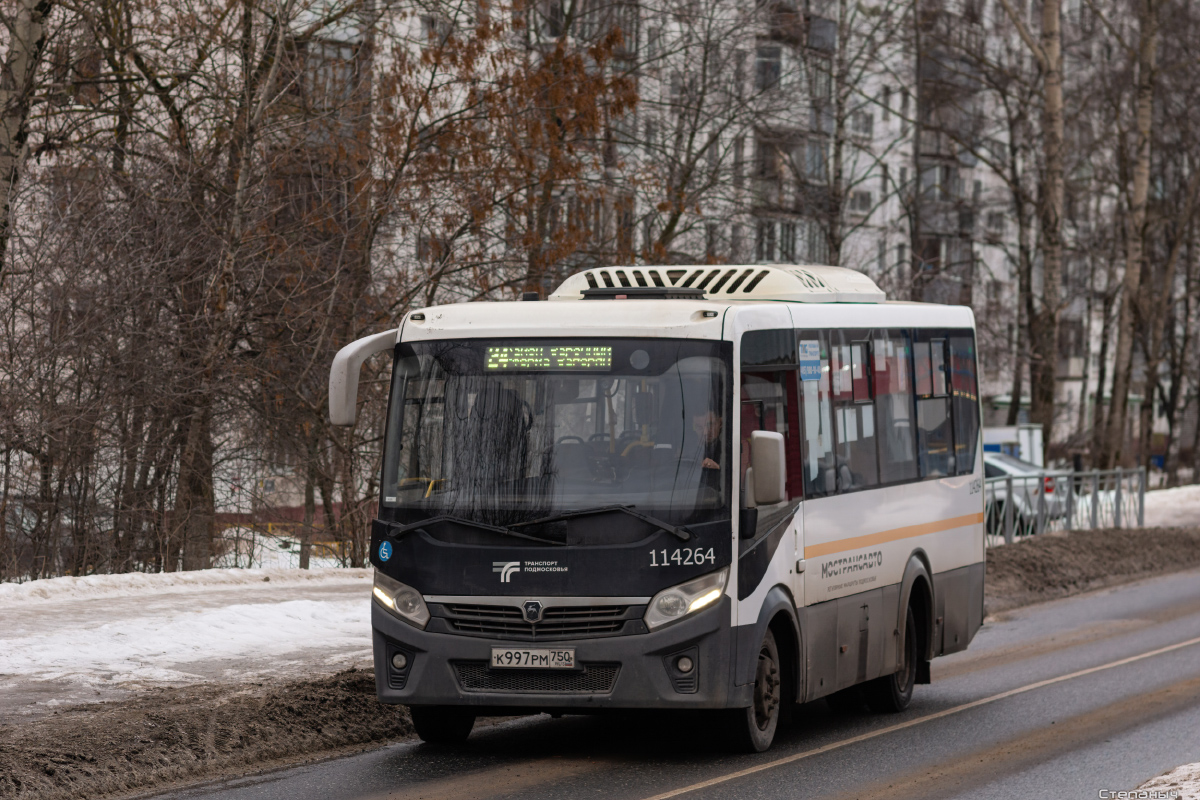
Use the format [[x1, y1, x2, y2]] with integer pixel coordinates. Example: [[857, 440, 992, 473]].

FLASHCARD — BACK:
[[691, 410, 723, 470]]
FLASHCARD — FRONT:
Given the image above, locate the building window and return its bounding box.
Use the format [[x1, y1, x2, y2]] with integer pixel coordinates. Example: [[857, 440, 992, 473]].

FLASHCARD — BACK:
[[416, 233, 448, 263], [850, 110, 873, 138], [611, 0, 638, 55], [811, 58, 832, 102], [986, 211, 1006, 234], [881, 86, 891, 120], [849, 190, 872, 213], [733, 136, 745, 189], [780, 222, 797, 261], [756, 220, 777, 261], [755, 45, 782, 91], [805, 140, 828, 183], [706, 222, 720, 259], [543, 0, 564, 37], [921, 164, 955, 201]]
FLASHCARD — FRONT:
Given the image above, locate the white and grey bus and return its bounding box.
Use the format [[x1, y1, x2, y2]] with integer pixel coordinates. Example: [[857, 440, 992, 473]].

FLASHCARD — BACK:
[[329, 265, 984, 751]]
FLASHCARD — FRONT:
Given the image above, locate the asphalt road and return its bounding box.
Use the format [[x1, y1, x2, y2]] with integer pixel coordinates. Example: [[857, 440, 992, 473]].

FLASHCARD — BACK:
[[168, 568, 1200, 800]]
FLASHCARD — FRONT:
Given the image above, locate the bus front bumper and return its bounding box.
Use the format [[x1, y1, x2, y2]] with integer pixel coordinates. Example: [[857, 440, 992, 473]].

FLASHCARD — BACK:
[[371, 597, 746, 710]]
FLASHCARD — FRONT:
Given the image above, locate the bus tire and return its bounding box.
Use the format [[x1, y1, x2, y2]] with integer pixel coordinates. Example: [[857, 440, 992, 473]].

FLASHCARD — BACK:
[[727, 628, 782, 752], [410, 706, 476, 744], [865, 605, 917, 713]]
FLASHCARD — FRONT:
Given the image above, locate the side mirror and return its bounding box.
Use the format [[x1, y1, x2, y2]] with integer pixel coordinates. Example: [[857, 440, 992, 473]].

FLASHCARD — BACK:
[[749, 430, 786, 506], [329, 329, 399, 426]]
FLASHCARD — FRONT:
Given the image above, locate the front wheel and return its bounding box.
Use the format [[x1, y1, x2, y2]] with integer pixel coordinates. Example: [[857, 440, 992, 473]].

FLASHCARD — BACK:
[[410, 706, 476, 744], [727, 629, 782, 752], [864, 606, 917, 713]]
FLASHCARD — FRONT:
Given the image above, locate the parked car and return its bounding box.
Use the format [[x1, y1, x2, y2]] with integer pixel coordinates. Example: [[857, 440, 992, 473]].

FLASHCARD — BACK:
[[983, 453, 1069, 537]]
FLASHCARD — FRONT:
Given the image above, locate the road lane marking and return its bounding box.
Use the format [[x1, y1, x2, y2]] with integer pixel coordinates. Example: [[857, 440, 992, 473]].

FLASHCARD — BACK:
[[822, 673, 1200, 800], [642, 633, 1200, 800]]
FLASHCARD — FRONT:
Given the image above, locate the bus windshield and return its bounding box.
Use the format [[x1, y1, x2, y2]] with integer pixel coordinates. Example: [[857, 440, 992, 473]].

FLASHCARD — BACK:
[[381, 338, 731, 528]]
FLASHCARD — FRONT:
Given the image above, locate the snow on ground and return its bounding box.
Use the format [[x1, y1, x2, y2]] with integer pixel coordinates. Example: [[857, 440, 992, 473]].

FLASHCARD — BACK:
[[1143, 485, 1200, 528], [1138, 762, 1200, 798], [0, 568, 373, 721], [0, 566, 369, 603]]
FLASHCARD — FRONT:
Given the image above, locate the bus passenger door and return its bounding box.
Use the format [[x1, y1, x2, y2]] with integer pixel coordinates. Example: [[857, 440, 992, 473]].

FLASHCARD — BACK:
[[737, 337, 805, 611]]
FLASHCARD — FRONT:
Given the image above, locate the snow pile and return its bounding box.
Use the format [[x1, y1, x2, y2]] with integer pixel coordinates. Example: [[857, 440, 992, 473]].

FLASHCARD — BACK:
[[1143, 485, 1200, 529], [0, 567, 375, 717], [1138, 762, 1200, 798], [0, 596, 371, 686], [0, 566, 370, 604]]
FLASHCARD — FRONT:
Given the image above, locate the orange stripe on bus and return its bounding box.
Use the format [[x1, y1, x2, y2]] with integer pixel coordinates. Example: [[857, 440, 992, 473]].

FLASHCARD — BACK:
[[804, 512, 985, 559]]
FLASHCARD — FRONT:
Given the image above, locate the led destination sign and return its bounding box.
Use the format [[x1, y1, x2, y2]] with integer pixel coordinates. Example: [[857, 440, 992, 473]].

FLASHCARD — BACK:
[[486, 345, 612, 371]]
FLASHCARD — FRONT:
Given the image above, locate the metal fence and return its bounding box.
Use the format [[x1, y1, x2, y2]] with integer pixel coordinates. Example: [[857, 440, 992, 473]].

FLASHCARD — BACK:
[[984, 467, 1146, 547]]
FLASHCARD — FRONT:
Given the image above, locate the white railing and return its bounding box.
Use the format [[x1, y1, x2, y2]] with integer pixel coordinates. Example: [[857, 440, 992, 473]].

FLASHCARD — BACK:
[[984, 467, 1146, 547]]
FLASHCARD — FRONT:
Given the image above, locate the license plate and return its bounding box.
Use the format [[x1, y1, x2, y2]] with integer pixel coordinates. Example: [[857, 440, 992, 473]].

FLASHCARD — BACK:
[[490, 647, 576, 669]]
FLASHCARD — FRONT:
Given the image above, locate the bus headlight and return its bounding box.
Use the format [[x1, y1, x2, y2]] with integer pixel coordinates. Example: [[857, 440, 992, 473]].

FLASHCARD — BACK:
[[644, 567, 729, 631], [373, 570, 430, 629]]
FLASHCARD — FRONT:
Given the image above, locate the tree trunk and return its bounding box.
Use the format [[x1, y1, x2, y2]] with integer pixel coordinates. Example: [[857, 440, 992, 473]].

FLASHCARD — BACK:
[[301, 461, 315, 571], [1103, 0, 1159, 468], [1029, 0, 1064, 463], [1134, 170, 1200, 471], [0, 0, 54, 293], [173, 398, 215, 571], [1008, 198, 1036, 426], [1091, 258, 1118, 465]]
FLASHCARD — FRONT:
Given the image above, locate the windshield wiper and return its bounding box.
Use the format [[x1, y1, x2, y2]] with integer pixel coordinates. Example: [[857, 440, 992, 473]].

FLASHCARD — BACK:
[[510, 505, 692, 542], [389, 516, 566, 546]]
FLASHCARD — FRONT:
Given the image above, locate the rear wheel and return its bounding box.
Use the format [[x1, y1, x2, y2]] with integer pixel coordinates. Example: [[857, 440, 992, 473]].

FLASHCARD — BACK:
[[727, 629, 782, 752], [864, 605, 918, 713], [410, 706, 476, 744]]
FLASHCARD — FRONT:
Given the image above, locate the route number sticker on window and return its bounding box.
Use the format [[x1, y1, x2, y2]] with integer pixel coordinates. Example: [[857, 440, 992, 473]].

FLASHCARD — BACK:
[[800, 340, 821, 382]]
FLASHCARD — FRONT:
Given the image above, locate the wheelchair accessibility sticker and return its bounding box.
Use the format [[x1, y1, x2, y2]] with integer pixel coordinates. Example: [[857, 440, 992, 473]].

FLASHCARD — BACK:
[[378, 541, 392, 561]]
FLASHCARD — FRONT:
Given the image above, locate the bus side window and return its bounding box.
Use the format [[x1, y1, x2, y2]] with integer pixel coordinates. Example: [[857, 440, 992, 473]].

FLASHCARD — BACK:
[[740, 372, 801, 502], [914, 335, 954, 478], [830, 331, 880, 491], [950, 333, 980, 475], [797, 331, 835, 497], [874, 331, 918, 484], [740, 329, 803, 502]]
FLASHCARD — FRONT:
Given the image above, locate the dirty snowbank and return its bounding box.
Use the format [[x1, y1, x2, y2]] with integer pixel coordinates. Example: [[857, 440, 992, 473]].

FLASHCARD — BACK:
[[0, 668, 412, 800], [985, 526, 1200, 614], [0, 567, 373, 721], [1138, 762, 1200, 798], [1143, 484, 1200, 529]]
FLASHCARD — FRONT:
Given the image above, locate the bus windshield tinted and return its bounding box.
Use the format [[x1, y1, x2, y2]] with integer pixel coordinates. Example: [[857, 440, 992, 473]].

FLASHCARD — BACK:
[[381, 338, 731, 528]]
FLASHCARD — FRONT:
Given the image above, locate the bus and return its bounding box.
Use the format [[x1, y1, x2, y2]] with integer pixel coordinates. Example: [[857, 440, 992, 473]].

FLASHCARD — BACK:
[[329, 264, 984, 752]]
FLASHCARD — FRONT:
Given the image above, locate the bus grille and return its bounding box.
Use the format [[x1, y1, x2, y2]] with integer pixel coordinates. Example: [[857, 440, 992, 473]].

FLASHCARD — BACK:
[[442, 603, 630, 638], [454, 662, 619, 693]]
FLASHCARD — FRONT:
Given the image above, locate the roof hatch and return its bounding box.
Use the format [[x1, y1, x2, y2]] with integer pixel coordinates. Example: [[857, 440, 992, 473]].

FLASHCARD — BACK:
[[549, 265, 886, 303]]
